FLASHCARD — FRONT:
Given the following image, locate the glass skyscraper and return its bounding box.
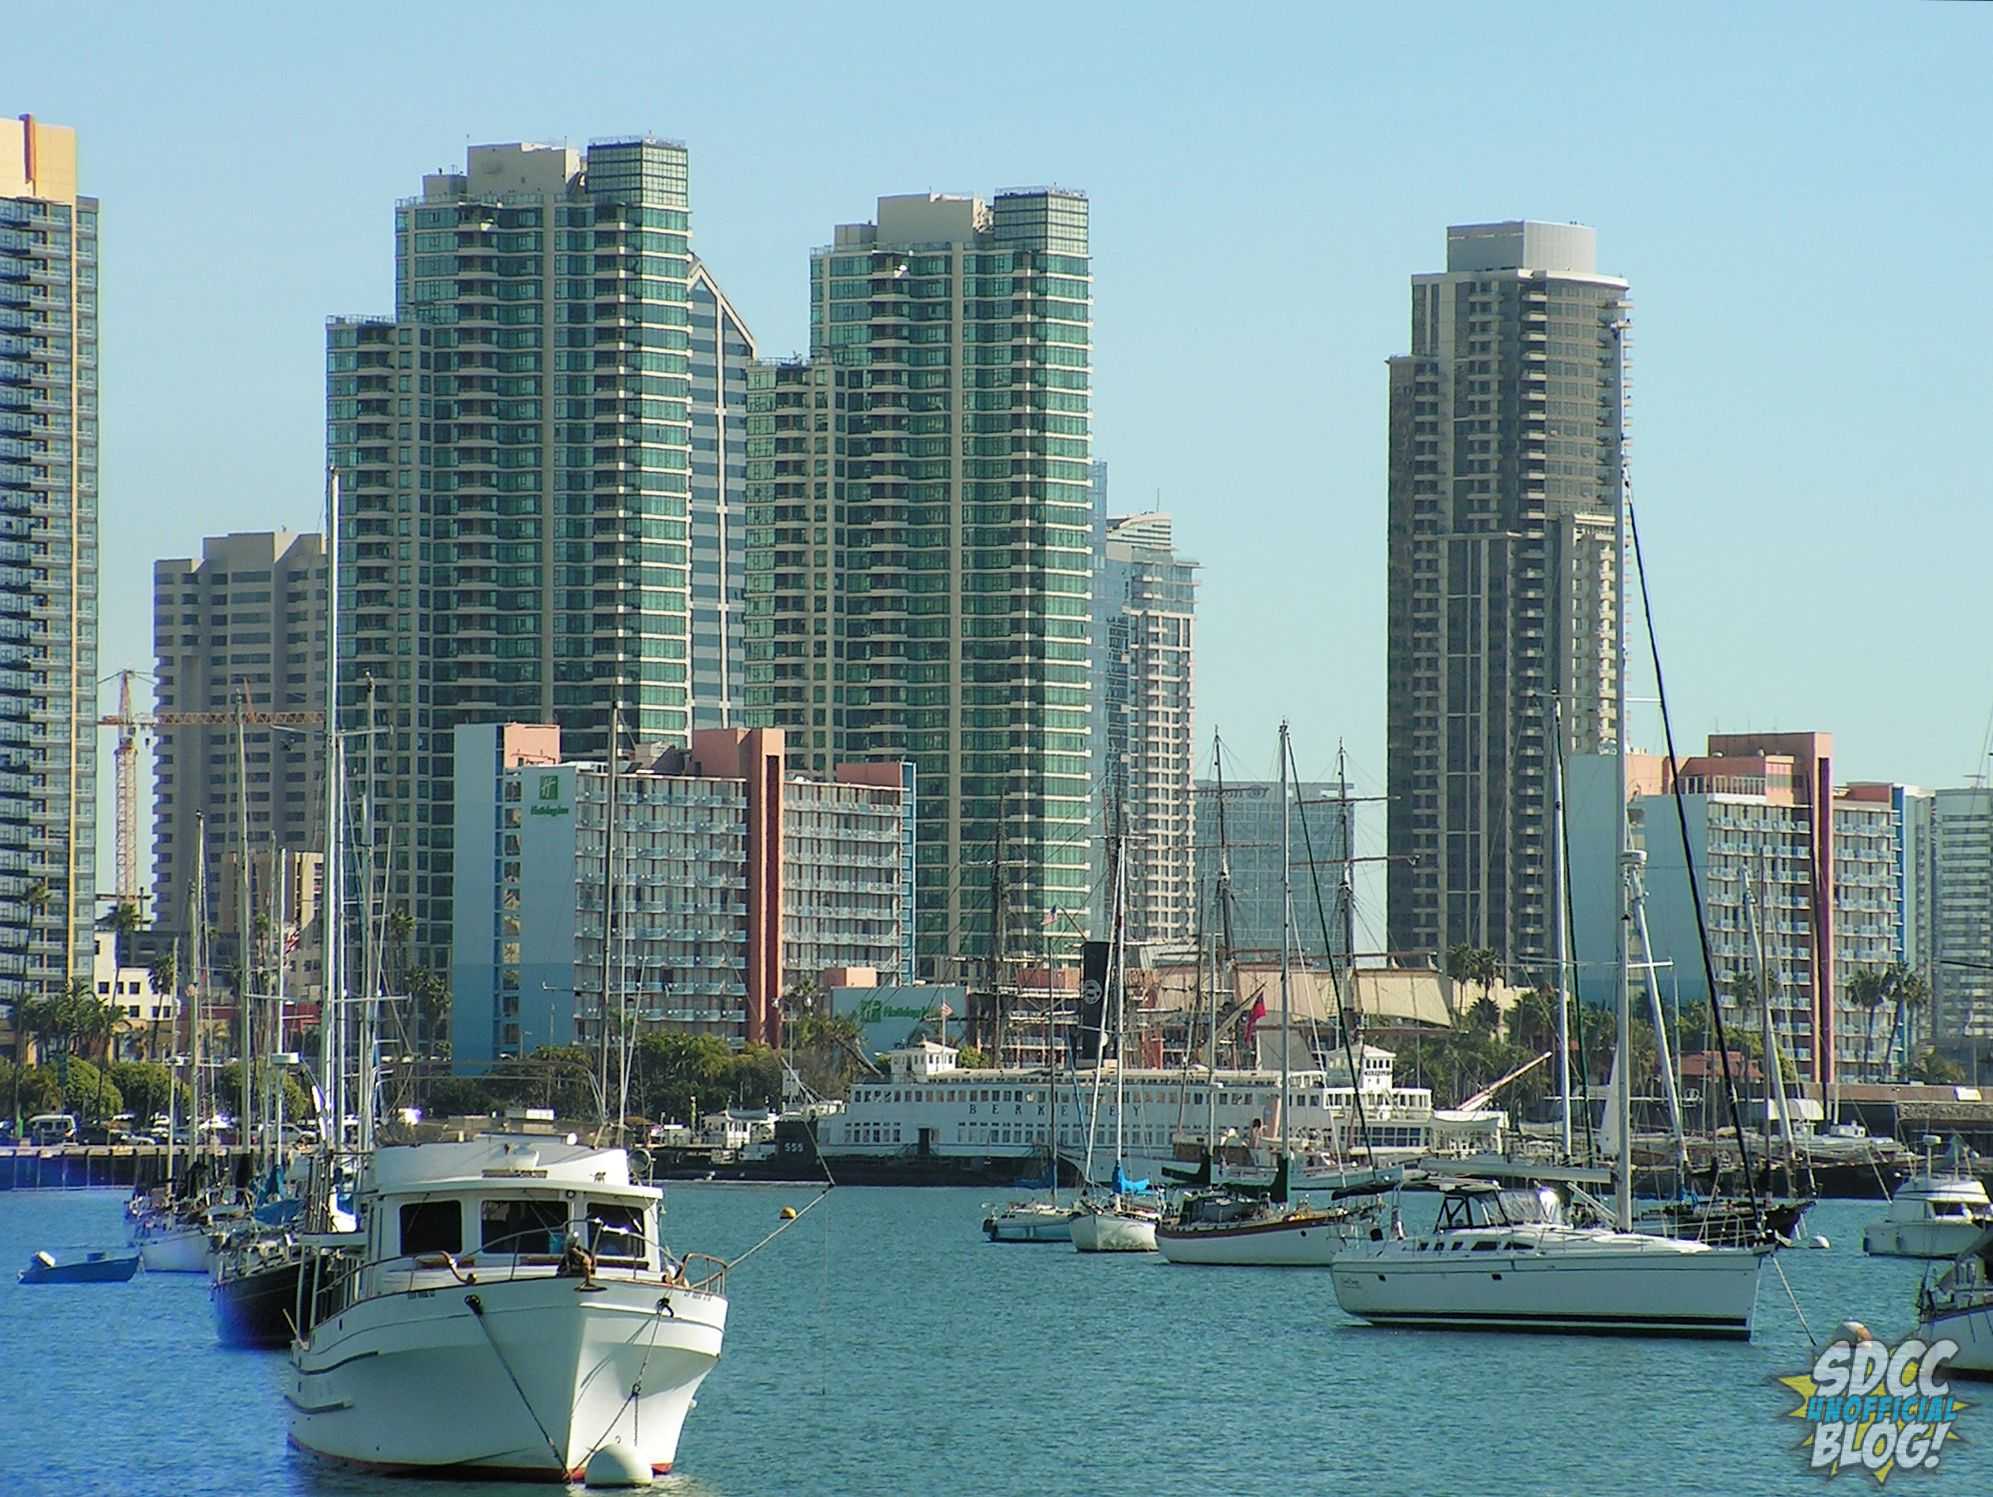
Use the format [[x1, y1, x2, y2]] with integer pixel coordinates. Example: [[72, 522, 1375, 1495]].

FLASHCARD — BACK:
[[744, 190, 1094, 976], [687, 261, 754, 728], [1, 116, 96, 1010], [327, 138, 702, 973]]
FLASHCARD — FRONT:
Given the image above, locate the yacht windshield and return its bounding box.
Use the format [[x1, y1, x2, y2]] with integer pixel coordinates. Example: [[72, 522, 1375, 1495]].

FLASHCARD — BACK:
[[480, 1197, 568, 1256]]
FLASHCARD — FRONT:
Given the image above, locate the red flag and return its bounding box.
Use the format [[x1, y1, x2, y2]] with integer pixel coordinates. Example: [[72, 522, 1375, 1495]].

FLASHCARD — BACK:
[[1243, 993, 1268, 1041]]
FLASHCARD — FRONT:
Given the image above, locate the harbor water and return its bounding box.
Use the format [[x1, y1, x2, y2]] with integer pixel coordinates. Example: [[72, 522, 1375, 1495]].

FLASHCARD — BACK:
[[2, 1186, 1988, 1496]]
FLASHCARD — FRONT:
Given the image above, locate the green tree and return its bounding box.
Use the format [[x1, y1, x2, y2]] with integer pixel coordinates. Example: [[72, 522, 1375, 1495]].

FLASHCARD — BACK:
[[1847, 967, 1890, 1079], [107, 1061, 184, 1129], [728, 1043, 784, 1110], [424, 1076, 494, 1118], [146, 948, 178, 1062], [1, 1060, 64, 1118], [954, 1045, 992, 1069], [54, 1057, 122, 1122], [1911, 1048, 1967, 1087], [629, 1032, 734, 1123]]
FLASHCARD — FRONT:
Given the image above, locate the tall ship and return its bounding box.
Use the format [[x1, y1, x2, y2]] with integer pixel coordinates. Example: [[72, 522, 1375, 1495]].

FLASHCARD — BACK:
[[746, 1036, 1505, 1186]]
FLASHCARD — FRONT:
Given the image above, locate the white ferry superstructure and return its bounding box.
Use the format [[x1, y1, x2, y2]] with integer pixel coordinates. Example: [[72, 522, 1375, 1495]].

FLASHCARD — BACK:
[[785, 1040, 1505, 1182]]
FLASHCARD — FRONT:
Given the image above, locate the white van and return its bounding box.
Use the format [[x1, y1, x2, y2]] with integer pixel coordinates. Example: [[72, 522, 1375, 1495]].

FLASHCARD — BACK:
[[26, 1113, 79, 1147]]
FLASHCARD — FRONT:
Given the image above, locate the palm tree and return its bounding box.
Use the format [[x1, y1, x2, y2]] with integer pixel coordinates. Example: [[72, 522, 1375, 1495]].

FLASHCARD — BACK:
[[1889, 969, 1931, 1077], [147, 948, 177, 1063], [1847, 967, 1889, 1080]]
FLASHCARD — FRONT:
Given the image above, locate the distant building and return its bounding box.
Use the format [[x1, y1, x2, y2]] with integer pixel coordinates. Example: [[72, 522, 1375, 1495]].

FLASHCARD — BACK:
[[688, 261, 755, 728], [451, 724, 914, 1073], [1193, 779, 1351, 961], [1101, 513, 1197, 945], [1, 116, 97, 1011], [743, 188, 1096, 975], [92, 928, 170, 1059], [152, 530, 326, 971], [329, 136, 712, 979], [1568, 733, 1901, 1084], [1930, 787, 1993, 1061], [1386, 220, 1627, 974]]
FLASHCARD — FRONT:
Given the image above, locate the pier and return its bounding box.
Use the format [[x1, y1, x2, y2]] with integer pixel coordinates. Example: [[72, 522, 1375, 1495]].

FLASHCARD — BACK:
[[0, 1146, 257, 1191]]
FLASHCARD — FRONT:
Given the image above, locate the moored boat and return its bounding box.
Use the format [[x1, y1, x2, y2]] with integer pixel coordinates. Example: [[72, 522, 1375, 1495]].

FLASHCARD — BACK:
[[20, 1250, 141, 1285], [984, 1200, 1077, 1243], [287, 1134, 726, 1481], [1914, 1225, 1993, 1379], [1864, 1172, 1993, 1260]]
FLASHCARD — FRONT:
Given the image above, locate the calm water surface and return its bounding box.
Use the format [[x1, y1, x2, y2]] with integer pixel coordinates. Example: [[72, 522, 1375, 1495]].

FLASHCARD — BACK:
[[1, 1186, 1988, 1497]]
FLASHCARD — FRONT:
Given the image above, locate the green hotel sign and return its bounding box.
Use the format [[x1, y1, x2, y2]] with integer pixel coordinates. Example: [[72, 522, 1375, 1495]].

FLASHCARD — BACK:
[[528, 772, 570, 818]]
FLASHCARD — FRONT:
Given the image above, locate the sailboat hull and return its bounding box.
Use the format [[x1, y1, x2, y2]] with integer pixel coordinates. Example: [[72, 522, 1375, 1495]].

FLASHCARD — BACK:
[[1071, 1211, 1157, 1253], [1331, 1236, 1764, 1338], [1155, 1214, 1365, 1267], [137, 1222, 214, 1274], [984, 1206, 1075, 1243], [287, 1274, 725, 1479]]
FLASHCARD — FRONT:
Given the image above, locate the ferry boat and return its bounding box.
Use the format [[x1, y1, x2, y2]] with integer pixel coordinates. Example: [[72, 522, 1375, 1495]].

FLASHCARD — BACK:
[[756, 1040, 1506, 1186]]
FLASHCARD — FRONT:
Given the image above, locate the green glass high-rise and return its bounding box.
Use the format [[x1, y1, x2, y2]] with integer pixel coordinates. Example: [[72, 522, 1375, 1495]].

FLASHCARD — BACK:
[[327, 138, 697, 973], [743, 191, 1095, 976]]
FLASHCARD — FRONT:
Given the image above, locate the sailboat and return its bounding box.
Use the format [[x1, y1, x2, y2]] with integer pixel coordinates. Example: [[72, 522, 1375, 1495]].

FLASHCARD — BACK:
[[1332, 437, 1768, 1338], [1071, 844, 1159, 1253], [1156, 723, 1380, 1267]]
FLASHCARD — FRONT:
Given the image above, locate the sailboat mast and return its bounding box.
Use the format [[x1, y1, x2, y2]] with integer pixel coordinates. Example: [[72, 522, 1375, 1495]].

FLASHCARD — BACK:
[[1278, 720, 1292, 1158], [321, 466, 342, 1152], [358, 677, 378, 1157], [235, 691, 254, 1160], [1549, 695, 1572, 1157], [190, 817, 206, 1161], [599, 702, 618, 1137], [1611, 320, 1634, 1235], [1112, 821, 1127, 1178]]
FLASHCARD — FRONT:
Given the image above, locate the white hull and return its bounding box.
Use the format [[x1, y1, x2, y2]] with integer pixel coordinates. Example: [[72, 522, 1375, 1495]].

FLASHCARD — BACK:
[[1071, 1211, 1157, 1253], [1864, 1220, 1990, 1260], [1156, 1213, 1364, 1267], [288, 1271, 725, 1479], [1917, 1305, 1993, 1378], [984, 1206, 1075, 1243], [1332, 1234, 1764, 1338], [137, 1223, 213, 1274]]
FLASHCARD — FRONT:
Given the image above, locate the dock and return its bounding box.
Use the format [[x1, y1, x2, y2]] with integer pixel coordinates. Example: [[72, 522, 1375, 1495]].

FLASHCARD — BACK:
[[0, 1146, 260, 1191]]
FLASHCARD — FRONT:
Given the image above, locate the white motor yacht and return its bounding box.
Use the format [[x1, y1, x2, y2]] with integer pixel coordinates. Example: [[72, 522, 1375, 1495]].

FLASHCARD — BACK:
[[1331, 1180, 1766, 1338], [287, 1134, 726, 1482], [1864, 1173, 1993, 1261], [1914, 1226, 1993, 1379]]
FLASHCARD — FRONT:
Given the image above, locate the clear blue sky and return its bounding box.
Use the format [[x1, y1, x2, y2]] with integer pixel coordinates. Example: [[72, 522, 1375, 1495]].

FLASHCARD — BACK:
[[15, 2, 1991, 945]]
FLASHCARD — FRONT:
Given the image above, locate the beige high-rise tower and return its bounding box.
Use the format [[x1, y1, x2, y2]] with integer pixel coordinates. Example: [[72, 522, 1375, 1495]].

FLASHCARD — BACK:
[[1, 115, 97, 1009], [1386, 221, 1627, 975]]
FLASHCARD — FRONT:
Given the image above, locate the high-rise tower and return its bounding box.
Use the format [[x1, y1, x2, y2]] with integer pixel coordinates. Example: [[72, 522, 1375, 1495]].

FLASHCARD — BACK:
[[744, 190, 1095, 974], [687, 260, 754, 728], [1385, 221, 1627, 973], [1101, 512, 1197, 945], [0, 115, 97, 1008], [328, 138, 700, 973]]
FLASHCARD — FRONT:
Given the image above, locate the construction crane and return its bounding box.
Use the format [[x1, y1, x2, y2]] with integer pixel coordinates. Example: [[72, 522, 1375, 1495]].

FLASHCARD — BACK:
[[97, 668, 324, 917]]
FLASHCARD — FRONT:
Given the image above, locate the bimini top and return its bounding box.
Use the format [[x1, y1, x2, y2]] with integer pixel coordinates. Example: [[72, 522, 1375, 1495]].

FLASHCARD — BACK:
[[366, 1134, 641, 1195]]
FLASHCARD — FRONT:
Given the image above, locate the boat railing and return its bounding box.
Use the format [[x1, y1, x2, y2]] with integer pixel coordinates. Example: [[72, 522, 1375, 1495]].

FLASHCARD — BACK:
[[306, 1224, 725, 1327]]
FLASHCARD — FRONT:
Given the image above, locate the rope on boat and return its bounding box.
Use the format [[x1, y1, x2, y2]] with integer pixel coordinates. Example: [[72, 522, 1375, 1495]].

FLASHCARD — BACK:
[[576, 1291, 675, 1469], [1770, 1253, 1817, 1350], [726, 1182, 832, 1272], [464, 1292, 568, 1473]]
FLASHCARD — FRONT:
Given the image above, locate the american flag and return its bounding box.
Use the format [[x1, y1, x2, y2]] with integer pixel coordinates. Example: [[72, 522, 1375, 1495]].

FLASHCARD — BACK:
[[283, 925, 301, 956], [938, 1002, 954, 1019]]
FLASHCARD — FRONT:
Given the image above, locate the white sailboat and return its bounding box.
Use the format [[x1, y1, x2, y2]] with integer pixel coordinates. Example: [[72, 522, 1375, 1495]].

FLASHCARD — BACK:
[[287, 1135, 726, 1480], [1331, 388, 1767, 1337], [1914, 1225, 1993, 1377], [1072, 848, 1158, 1253], [1156, 722, 1379, 1268]]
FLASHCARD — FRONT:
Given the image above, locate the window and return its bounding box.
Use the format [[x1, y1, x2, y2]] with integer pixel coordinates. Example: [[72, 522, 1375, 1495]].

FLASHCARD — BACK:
[[481, 1197, 568, 1255], [400, 1200, 462, 1256], [587, 1201, 646, 1262]]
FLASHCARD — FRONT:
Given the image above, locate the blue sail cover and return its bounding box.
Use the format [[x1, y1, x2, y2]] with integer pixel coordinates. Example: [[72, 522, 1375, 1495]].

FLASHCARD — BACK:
[[1112, 1162, 1152, 1196]]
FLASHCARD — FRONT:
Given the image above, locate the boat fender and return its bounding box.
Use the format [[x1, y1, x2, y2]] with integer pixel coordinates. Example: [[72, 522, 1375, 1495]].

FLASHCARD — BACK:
[[584, 1442, 653, 1488], [33, 1252, 55, 1270]]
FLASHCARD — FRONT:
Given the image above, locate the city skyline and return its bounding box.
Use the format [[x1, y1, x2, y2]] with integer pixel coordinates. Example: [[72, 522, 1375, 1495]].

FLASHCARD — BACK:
[[10, 6, 1993, 959]]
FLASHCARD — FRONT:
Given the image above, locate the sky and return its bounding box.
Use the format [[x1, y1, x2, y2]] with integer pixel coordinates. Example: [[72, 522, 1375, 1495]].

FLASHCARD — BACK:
[[13, 2, 1992, 946]]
